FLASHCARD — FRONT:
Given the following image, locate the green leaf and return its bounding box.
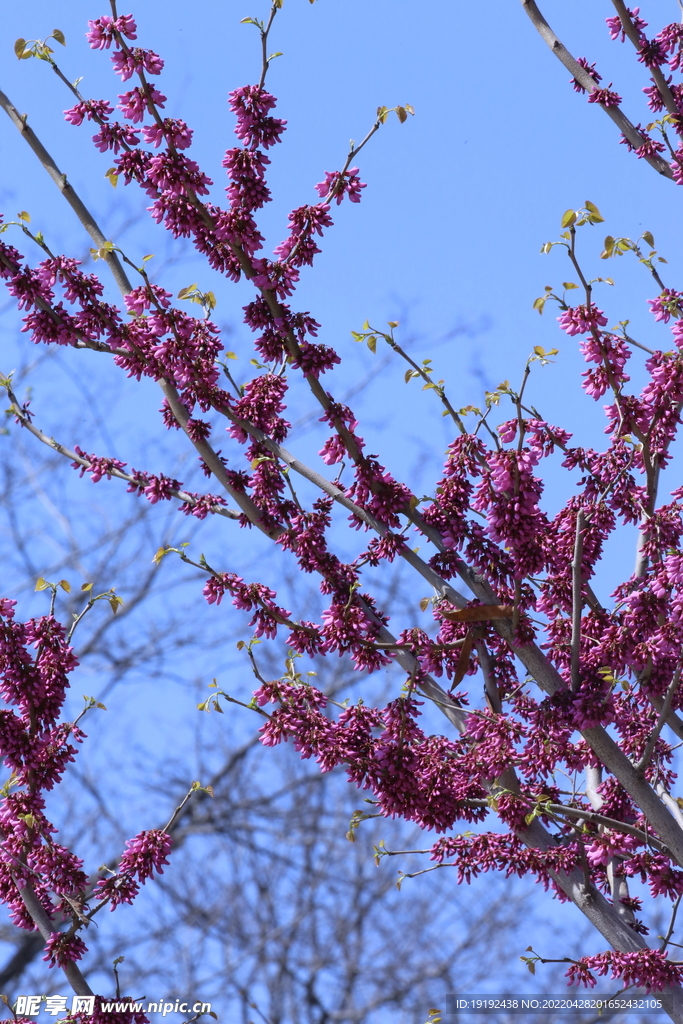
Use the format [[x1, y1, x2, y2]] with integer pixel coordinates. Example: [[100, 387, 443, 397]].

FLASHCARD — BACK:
[[642, 230, 655, 249], [14, 38, 27, 58], [52, 29, 66, 46], [58, 579, 71, 593], [81, 582, 93, 592], [584, 200, 604, 222], [17, 211, 30, 223], [366, 335, 377, 353], [562, 281, 578, 290], [177, 284, 198, 300], [560, 209, 577, 228], [35, 577, 50, 591], [226, 351, 238, 360], [387, 320, 399, 328], [532, 296, 546, 314]]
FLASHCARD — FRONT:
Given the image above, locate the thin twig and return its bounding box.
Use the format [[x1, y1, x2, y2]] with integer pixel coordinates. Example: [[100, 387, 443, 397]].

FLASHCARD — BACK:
[[571, 510, 585, 693], [661, 895, 683, 953], [635, 666, 683, 775], [3, 385, 242, 523]]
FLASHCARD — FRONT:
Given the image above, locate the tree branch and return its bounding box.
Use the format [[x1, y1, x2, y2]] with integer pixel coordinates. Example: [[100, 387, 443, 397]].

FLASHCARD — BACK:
[[519, 0, 674, 179]]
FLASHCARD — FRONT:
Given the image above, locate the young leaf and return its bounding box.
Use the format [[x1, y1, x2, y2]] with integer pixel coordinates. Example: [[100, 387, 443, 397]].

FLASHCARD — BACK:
[[52, 29, 66, 46], [561, 209, 577, 228], [58, 579, 71, 593], [177, 284, 198, 300]]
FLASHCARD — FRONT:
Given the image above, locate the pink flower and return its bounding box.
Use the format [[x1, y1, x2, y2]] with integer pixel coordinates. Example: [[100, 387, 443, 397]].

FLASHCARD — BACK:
[[111, 48, 164, 81], [42, 932, 87, 968], [557, 304, 608, 336], [588, 87, 622, 107], [315, 167, 366, 204], [119, 829, 172, 882], [86, 16, 116, 49]]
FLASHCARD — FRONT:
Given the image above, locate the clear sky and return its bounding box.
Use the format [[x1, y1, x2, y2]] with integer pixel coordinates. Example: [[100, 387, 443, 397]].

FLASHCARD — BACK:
[[3, 1, 681, 492]]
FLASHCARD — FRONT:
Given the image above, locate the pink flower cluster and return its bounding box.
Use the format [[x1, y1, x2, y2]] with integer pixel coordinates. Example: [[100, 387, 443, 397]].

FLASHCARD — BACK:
[[0, 598, 172, 980], [6, 5, 683, 999]]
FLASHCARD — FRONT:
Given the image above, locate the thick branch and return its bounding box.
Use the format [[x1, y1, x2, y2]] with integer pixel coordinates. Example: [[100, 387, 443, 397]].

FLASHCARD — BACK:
[[520, 0, 674, 179], [610, 0, 680, 118], [571, 510, 585, 692], [15, 879, 93, 997], [0, 89, 134, 293]]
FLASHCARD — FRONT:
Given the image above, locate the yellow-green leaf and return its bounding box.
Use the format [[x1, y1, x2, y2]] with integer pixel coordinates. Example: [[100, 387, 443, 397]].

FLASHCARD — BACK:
[[585, 200, 604, 222], [14, 38, 26, 58], [177, 284, 197, 300], [52, 29, 66, 46], [35, 577, 49, 591], [561, 209, 577, 228], [642, 230, 655, 248], [153, 546, 169, 565], [81, 582, 93, 592], [18, 211, 30, 223], [58, 579, 71, 593]]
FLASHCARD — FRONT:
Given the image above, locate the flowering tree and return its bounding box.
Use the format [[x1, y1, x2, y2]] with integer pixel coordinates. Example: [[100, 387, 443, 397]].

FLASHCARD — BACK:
[[4, 0, 683, 1020]]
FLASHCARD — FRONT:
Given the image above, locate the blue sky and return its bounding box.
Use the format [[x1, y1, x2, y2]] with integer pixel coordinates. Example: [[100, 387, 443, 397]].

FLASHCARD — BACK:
[[2, 0, 683, 1008], [3, 0, 681, 502]]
